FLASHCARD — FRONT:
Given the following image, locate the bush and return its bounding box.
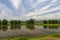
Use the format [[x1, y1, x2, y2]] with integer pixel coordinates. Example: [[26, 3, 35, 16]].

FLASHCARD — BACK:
[[53, 34, 60, 37], [18, 38, 28, 40]]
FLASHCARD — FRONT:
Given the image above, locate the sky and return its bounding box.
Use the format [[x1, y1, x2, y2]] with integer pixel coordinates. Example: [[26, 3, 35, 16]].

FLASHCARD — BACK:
[[0, 0, 60, 20]]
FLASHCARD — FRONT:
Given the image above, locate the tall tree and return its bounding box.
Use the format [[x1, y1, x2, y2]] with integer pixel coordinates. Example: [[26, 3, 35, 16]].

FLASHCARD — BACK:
[[10, 20, 15, 25], [43, 20, 47, 24], [2, 19, 8, 26], [29, 19, 34, 24], [10, 20, 21, 26]]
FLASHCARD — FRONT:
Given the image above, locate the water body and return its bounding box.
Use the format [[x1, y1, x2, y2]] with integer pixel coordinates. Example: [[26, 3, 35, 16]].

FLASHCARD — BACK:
[[0, 25, 60, 38]]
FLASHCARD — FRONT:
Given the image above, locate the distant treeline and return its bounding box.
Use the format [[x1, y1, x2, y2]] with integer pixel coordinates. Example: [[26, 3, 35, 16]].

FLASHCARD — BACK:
[[43, 20, 60, 24], [0, 19, 60, 26], [0, 19, 34, 26]]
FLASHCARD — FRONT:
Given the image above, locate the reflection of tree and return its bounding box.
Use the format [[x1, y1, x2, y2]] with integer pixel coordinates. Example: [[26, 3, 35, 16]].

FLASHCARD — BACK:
[[1, 26, 8, 31], [10, 25, 21, 30], [0, 26, 2, 31], [49, 26, 58, 29], [26, 19, 34, 25], [43, 26, 47, 29], [26, 19, 35, 30], [43, 26, 58, 29], [26, 24, 35, 30], [0, 20, 1, 25], [10, 20, 21, 30]]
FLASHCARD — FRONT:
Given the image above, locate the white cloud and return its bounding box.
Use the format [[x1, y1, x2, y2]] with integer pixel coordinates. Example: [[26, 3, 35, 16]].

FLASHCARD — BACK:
[[0, 3, 13, 20], [9, 0, 20, 9], [51, 0, 57, 3], [21, 5, 60, 18], [0, 10, 11, 20], [20, 3, 60, 20], [36, 13, 60, 20], [0, 0, 60, 20], [29, 0, 48, 8]]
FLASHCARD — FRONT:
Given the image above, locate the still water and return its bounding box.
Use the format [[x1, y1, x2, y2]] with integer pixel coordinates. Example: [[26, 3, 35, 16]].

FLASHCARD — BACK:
[[0, 25, 60, 38]]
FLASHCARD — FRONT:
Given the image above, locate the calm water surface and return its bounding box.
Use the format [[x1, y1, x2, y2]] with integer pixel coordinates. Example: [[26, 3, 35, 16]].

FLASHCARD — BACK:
[[0, 25, 60, 38]]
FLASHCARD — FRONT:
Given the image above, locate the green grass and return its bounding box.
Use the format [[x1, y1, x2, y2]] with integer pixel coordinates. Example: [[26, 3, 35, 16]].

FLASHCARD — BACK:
[[35, 24, 60, 26], [0, 22, 60, 26], [0, 34, 60, 40], [21, 22, 60, 26], [20, 23, 60, 26]]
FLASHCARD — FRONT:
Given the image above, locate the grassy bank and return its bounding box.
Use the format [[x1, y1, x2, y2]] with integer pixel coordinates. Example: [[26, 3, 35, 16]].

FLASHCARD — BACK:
[[35, 23, 60, 26], [0, 34, 60, 40], [21, 23, 60, 26], [0, 22, 60, 26]]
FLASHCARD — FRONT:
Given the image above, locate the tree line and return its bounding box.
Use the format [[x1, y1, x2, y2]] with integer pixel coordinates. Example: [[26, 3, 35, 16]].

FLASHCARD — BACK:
[[0, 19, 21, 26], [43, 20, 60, 24], [0, 19, 60, 26], [0, 19, 35, 26]]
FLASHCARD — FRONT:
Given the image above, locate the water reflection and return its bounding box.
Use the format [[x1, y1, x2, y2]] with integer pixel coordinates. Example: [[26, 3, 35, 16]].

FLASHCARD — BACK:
[[0, 26, 2, 31], [0, 26, 8, 31], [0, 25, 60, 38], [10, 25, 21, 30], [26, 24, 35, 30], [0, 25, 59, 31], [43, 26, 58, 29]]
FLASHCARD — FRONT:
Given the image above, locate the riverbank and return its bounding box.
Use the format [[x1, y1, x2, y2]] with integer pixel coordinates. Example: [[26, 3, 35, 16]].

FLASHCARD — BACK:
[[0, 34, 60, 40], [21, 23, 60, 26], [0, 22, 60, 26], [35, 24, 60, 26]]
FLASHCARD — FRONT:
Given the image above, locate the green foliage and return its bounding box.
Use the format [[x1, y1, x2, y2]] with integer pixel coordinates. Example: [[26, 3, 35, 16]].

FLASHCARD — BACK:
[[10, 20, 21, 26], [53, 34, 60, 37], [10, 20, 15, 25], [2, 19, 8, 25], [0, 19, 60, 26], [26, 19, 35, 30], [30, 19, 34, 24], [0, 20, 1, 25], [26, 19, 34, 25], [43, 20, 48, 24], [43, 20, 59, 24]]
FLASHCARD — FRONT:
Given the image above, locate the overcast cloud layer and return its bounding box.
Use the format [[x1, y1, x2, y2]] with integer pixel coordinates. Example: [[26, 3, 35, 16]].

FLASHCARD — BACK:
[[0, 0, 60, 20]]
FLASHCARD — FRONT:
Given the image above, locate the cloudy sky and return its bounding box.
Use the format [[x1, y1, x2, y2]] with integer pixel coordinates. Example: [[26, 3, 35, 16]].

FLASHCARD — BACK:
[[0, 0, 60, 20]]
